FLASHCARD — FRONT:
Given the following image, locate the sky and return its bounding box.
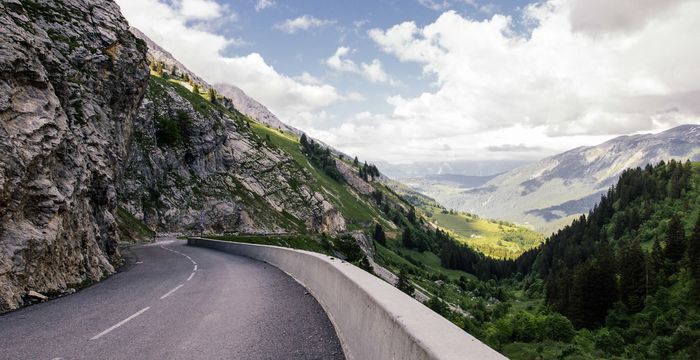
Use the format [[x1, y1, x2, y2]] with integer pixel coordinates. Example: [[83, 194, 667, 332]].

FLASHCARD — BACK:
[[116, 0, 700, 164]]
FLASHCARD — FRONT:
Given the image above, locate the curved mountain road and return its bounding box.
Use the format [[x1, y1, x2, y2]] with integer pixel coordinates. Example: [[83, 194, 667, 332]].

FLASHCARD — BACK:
[[0, 239, 345, 359]]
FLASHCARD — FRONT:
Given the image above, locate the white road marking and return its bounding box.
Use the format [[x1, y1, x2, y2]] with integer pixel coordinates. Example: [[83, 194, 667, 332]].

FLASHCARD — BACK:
[[160, 284, 184, 299], [193, 265, 198, 271], [90, 307, 150, 340], [187, 272, 195, 281], [160, 246, 196, 264]]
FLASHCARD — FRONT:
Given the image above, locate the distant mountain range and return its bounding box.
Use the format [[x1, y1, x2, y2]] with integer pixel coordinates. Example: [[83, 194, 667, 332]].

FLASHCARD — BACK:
[[377, 159, 530, 179], [407, 125, 700, 233]]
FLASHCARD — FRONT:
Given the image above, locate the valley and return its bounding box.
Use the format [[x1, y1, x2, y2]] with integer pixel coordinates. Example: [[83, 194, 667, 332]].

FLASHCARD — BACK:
[[406, 127, 700, 234]]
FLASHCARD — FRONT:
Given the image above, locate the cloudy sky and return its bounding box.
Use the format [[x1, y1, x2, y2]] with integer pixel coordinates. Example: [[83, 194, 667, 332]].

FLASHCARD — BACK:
[[116, 0, 700, 164]]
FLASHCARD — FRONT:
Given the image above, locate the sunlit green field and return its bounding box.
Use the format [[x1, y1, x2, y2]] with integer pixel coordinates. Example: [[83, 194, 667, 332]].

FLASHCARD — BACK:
[[427, 210, 545, 259]]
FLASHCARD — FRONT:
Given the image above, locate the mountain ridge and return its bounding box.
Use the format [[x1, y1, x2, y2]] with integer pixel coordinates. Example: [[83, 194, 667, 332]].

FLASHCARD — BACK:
[[411, 124, 700, 232]]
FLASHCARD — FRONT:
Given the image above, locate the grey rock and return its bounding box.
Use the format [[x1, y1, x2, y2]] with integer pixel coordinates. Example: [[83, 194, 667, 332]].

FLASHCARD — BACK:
[[0, 0, 149, 311], [350, 230, 374, 258], [119, 75, 347, 235], [336, 160, 374, 195]]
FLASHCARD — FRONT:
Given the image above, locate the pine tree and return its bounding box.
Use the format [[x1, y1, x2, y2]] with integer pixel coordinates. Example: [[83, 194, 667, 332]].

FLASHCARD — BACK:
[[373, 223, 386, 246], [397, 269, 415, 296], [665, 215, 686, 264], [207, 88, 217, 103], [353, 156, 359, 166], [618, 239, 647, 312], [650, 237, 665, 289], [359, 167, 366, 181], [593, 244, 619, 325], [402, 228, 414, 249], [407, 207, 417, 225], [567, 244, 618, 328], [689, 216, 700, 304], [300, 133, 308, 148]]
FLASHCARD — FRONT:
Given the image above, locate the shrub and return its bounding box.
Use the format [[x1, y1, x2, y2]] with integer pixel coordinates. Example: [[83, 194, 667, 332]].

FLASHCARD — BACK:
[[542, 313, 575, 342], [155, 110, 192, 147]]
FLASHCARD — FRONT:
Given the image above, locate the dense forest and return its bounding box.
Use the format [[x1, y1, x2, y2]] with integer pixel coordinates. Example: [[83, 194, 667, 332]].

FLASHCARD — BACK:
[[524, 160, 700, 357], [374, 160, 700, 358]]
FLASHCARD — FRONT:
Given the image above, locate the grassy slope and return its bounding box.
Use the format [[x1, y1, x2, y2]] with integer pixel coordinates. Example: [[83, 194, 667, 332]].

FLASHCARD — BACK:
[[115, 206, 154, 242], [247, 121, 385, 229], [206, 234, 327, 253], [387, 179, 546, 259], [425, 208, 545, 259]]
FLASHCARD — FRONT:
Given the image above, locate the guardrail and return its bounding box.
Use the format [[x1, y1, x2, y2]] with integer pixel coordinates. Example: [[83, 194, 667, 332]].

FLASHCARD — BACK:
[[187, 237, 506, 360]]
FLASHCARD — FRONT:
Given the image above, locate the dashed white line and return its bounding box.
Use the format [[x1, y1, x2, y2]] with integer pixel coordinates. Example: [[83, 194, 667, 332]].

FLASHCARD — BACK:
[[187, 272, 195, 281], [90, 307, 150, 340], [193, 265, 198, 271], [160, 245, 197, 265], [160, 284, 184, 299]]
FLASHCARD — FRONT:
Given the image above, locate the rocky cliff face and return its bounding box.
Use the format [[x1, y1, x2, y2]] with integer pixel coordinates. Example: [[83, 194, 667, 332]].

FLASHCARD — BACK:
[[0, 0, 149, 311], [119, 76, 346, 235]]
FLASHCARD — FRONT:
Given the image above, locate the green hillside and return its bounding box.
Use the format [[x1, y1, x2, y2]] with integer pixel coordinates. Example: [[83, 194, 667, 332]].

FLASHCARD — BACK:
[[427, 210, 544, 259], [384, 180, 545, 259]]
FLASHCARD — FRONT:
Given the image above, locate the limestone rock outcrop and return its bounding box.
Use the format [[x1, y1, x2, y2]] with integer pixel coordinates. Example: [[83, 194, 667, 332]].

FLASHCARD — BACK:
[[0, 0, 149, 311]]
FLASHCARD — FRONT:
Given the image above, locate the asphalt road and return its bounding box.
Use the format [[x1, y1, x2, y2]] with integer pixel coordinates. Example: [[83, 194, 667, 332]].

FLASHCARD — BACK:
[[0, 239, 345, 360]]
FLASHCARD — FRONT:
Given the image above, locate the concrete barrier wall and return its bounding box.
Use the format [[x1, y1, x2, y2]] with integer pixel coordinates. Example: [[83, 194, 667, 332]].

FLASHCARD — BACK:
[[187, 238, 506, 360]]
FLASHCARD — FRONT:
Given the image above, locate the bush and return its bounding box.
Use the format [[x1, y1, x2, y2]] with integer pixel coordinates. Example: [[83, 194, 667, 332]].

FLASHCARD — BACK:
[[511, 312, 540, 342], [595, 328, 625, 356], [155, 110, 192, 147], [542, 313, 575, 342]]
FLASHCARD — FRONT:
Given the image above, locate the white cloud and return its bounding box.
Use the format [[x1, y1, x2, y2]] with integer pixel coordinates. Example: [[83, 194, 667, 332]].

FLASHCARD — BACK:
[[275, 15, 336, 34], [353, 19, 369, 30], [312, 0, 700, 162], [254, 0, 274, 12], [117, 0, 340, 120], [367, 2, 700, 137], [361, 59, 393, 84], [326, 47, 357, 72], [325, 47, 397, 85], [178, 0, 225, 20], [345, 91, 366, 102], [294, 72, 324, 85], [418, 0, 496, 13], [418, 0, 450, 11]]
